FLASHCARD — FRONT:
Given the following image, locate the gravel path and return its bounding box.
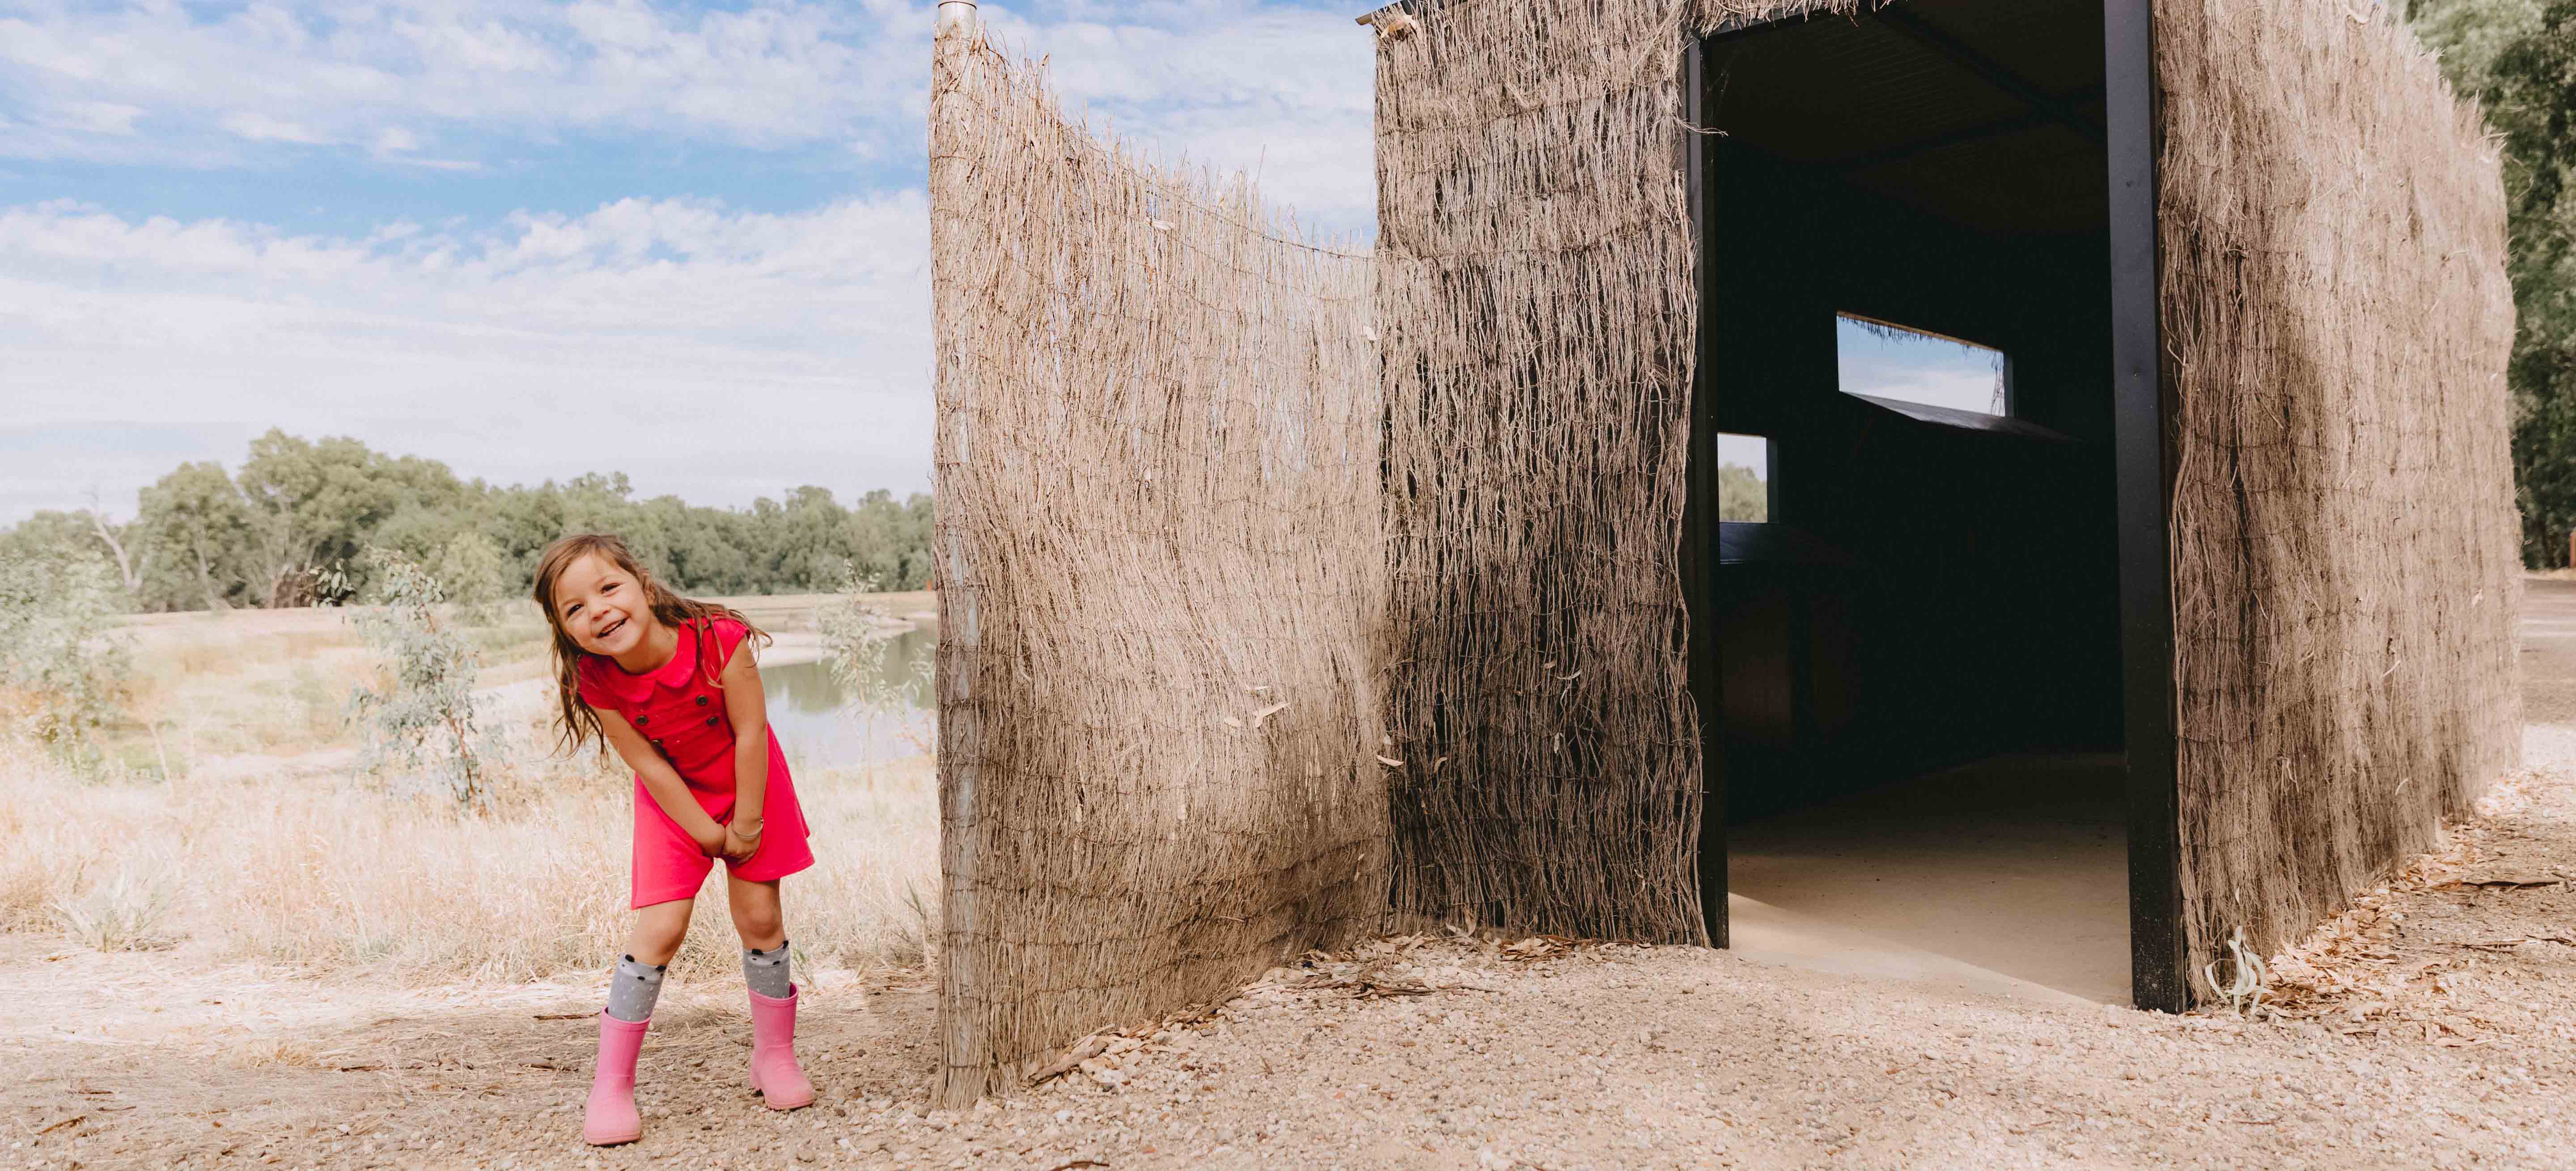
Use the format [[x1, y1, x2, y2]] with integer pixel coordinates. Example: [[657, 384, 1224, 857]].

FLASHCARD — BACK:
[[13, 590, 2576, 1169], [8, 742, 2574, 1171]]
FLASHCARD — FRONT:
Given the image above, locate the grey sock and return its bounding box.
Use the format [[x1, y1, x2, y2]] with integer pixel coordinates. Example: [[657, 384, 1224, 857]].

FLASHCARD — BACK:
[[744, 941, 792, 1000], [605, 955, 665, 1023]]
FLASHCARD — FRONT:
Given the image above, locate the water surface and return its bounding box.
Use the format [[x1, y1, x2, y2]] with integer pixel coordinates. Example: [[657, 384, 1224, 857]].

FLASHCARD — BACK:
[[759, 624, 935, 767]]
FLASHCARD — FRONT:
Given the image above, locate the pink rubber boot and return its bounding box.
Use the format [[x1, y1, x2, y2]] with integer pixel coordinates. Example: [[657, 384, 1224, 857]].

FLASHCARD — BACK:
[[746, 986, 814, 1109], [583, 1013, 649, 1146]]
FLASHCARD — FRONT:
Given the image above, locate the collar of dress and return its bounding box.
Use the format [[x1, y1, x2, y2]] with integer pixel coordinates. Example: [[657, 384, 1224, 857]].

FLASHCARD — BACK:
[[591, 620, 699, 705]]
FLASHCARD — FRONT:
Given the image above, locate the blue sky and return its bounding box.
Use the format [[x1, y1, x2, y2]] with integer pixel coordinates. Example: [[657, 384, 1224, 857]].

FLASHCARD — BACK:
[[1835, 316, 2010, 420], [0, 0, 1379, 522]]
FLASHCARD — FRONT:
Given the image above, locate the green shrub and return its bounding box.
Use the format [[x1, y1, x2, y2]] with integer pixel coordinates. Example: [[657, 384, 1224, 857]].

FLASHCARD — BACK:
[[818, 564, 932, 719], [347, 547, 499, 806], [0, 551, 132, 770]]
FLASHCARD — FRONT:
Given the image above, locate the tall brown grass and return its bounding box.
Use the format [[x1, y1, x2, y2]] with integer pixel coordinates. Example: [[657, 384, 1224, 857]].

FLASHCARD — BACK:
[[105, 603, 556, 771], [7, 597, 941, 984], [0, 755, 939, 983]]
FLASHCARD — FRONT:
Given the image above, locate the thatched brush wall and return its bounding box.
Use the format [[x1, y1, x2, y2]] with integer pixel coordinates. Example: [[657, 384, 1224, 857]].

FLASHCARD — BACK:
[[928, 26, 1388, 1103], [1374, 0, 1762, 943], [2157, 0, 2521, 993], [1368, 0, 1850, 943]]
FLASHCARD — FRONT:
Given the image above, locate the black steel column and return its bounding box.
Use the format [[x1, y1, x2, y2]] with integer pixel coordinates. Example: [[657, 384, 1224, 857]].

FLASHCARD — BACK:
[[1680, 34, 1729, 949], [2104, 0, 2186, 1013]]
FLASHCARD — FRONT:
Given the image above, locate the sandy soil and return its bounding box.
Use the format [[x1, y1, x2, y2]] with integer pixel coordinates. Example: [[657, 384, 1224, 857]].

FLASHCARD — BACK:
[[14, 767, 2576, 1170], [8, 801, 2575, 1171], [9, 588, 2573, 1169], [2519, 579, 2576, 724]]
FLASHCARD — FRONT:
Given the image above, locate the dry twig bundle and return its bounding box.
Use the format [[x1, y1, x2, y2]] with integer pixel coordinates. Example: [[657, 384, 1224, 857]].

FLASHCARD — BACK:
[[2157, 0, 2521, 986], [928, 24, 1389, 1103], [1365, 0, 1852, 946]]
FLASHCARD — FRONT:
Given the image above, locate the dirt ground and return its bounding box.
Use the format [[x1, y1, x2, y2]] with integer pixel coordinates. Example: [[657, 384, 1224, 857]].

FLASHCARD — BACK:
[[2519, 577, 2576, 724], [12, 587, 2576, 1169]]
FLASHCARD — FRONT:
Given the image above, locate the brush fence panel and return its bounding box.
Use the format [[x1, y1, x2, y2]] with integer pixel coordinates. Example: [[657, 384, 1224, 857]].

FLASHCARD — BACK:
[[928, 29, 1388, 1103], [2157, 0, 2521, 995], [1365, 0, 1837, 944]]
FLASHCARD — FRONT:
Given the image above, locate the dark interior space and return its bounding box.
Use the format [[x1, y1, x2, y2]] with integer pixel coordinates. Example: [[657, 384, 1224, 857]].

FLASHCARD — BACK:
[[1696, 0, 2131, 1000], [1701, 0, 2122, 819]]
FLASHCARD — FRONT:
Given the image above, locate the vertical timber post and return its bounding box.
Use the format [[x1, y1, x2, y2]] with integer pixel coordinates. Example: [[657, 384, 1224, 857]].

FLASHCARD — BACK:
[[2104, 0, 2187, 1013], [1682, 34, 1729, 949], [929, 0, 992, 1104]]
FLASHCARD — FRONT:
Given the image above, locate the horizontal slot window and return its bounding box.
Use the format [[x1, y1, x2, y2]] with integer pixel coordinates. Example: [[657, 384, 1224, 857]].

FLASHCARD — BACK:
[[1836, 313, 2009, 418]]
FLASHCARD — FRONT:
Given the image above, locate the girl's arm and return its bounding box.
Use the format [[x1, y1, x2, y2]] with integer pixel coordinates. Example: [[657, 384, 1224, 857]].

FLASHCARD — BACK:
[[718, 635, 770, 860], [598, 706, 729, 855]]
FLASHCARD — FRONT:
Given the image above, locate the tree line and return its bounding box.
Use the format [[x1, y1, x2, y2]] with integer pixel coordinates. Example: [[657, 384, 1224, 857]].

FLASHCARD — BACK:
[[0, 429, 935, 612]]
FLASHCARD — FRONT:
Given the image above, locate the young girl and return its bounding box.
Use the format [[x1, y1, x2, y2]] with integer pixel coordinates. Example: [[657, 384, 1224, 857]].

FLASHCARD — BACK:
[[533, 533, 817, 1146]]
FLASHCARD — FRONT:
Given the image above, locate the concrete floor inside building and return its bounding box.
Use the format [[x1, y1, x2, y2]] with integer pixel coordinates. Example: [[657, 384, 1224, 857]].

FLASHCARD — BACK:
[[1727, 754, 2131, 1006]]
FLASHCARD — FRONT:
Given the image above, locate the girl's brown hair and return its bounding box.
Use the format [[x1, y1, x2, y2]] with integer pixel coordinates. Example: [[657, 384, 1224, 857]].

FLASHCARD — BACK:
[[532, 533, 771, 755]]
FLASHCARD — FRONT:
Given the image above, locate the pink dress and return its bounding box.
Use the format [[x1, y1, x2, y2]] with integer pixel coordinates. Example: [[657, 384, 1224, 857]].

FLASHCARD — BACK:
[[577, 617, 815, 908]]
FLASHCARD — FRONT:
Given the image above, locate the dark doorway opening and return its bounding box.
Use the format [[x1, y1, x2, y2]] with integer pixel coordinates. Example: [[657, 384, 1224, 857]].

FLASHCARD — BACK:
[[1688, 0, 2135, 1002]]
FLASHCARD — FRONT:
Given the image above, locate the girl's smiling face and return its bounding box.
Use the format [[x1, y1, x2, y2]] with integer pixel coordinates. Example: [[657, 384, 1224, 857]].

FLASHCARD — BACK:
[[550, 552, 658, 658]]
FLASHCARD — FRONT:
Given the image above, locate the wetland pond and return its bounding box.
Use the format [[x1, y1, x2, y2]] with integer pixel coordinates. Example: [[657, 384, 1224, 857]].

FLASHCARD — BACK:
[[759, 623, 935, 766]]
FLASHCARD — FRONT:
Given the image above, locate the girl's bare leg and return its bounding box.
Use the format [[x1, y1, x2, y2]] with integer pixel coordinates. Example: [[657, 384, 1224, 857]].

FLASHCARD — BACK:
[[725, 876, 786, 952], [626, 898, 695, 967], [728, 876, 792, 1000]]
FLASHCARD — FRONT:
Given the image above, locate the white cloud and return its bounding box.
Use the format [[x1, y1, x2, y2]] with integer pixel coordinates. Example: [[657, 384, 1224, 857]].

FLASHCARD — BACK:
[[0, 3, 1387, 521], [0, 195, 936, 519], [388, 155, 485, 171], [218, 110, 330, 143], [44, 99, 145, 135], [0, 2, 1380, 218], [370, 125, 483, 169], [977, 6, 1377, 225], [0, 0, 930, 160]]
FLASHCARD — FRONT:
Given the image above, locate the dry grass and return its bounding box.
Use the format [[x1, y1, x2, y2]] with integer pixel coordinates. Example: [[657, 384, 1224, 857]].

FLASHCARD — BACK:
[[12, 598, 944, 984], [33, 541, 956, 1031], [95, 591, 911, 773], [0, 752, 939, 984], [106, 602, 555, 770]]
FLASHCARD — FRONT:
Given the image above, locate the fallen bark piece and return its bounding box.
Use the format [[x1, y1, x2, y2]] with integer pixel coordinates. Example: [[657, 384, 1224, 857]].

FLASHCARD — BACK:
[[1023, 1031, 1112, 1089], [2451, 936, 2576, 950], [2449, 870, 2568, 889]]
